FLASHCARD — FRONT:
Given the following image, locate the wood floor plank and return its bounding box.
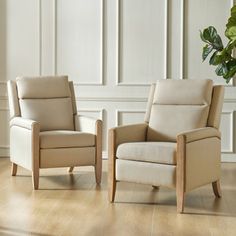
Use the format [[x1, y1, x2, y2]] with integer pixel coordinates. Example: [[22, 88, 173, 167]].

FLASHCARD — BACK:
[[0, 158, 236, 236]]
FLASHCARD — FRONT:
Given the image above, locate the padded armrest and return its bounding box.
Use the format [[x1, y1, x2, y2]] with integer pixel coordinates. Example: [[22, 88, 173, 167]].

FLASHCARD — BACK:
[[10, 117, 40, 130], [177, 127, 221, 143], [74, 115, 102, 135], [109, 123, 148, 148]]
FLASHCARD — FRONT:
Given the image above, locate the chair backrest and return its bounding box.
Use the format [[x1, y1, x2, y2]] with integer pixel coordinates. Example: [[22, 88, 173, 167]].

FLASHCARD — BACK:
[[145, 79, 224, 142], [7, 76, 77, 131]]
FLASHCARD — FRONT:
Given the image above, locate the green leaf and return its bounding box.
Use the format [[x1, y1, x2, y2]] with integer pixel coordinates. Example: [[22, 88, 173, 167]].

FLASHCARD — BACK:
[[225, 26, 236, 41], [226, 16, 236, 29], [202, 26, 217, 42], [215, 63, 228, 76], [202, 44, 213, 61], [209, 51, 220, 65], [201, 26, 223, 50], [231, 5, 236, 17], [200, 30, 208, 43]]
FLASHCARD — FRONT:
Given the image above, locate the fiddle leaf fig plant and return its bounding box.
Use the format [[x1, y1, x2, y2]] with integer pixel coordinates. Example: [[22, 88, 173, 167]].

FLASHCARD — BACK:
[[200, 5, 236, 83]]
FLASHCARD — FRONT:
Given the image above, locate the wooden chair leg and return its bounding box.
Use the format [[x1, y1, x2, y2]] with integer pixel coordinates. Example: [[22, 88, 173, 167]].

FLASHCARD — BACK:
[[152, 185, 159, 190], [212, 180, 222, 198], [32, 169, 39, 190], [109, 179, 116, 202], [68, 167, 74, 173], [95, 164, 102, 185], [11, 163, 17, 176], [176, 190, 185, 213]]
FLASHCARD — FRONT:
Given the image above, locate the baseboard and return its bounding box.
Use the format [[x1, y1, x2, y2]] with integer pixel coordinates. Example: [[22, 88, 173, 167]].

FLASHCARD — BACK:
[[221, 153, 236, 162], [0, 146, 9, 157]]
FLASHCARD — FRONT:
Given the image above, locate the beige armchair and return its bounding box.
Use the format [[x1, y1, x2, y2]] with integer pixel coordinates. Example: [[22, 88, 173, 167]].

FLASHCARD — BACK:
[[7, 76, 102, 189], [108, 79, 224, 213]]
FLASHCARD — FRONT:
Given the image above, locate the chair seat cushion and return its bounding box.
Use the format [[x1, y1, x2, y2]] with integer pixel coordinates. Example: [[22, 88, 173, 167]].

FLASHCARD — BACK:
[[116, 142, 177, 165], [40, 130, 95, 149]]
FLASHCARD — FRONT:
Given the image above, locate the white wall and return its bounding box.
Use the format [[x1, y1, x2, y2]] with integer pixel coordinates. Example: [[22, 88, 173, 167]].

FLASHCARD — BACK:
[[0, 0, 236, 161]]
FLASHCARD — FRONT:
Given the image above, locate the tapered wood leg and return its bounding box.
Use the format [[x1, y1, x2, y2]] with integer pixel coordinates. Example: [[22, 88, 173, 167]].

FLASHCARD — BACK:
[[11, 163, 17, 176], [95, 164, 102, 185], [177, 190, 185, 213], [109, 179, 116, 202], [176, 135, 186, 213], [212, 180, 222, 198], [32, 169, 39, 190], [108, 129, 116, 202], [68, 167, 74, 173], [95, 120, 102, 185], [152, 185, 159, 190]]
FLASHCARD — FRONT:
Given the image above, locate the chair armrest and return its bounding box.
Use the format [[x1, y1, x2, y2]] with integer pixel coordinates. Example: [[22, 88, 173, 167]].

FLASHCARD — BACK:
[[177, 127, 221, 193], [109, 123, 148, 151], [177, 127, 221, 143], [10, 117, 40, 130], [74, 115, 102, 135], [9, 117, 40, 171]]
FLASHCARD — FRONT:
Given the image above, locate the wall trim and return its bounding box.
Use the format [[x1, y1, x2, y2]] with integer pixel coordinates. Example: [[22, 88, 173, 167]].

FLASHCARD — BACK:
[[116, 0, 169, 86], [53, 0, 105, 86], [221, 111, 234, 153], [115, 109, 146, 126]]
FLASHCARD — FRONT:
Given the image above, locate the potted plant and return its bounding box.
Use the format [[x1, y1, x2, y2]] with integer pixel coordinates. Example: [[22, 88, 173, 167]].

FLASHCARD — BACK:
[[200, 5, 236, 84]]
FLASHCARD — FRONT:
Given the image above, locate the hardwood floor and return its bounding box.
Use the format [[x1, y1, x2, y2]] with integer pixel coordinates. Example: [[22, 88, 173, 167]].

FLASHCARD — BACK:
[[0, 158, 236, 236]]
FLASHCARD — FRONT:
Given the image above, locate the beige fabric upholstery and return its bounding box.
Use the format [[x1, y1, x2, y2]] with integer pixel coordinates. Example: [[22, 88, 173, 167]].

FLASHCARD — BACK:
[[75, 115, 101, 134], [7, 80, 21, 119], [16, 76, 71, 99], [40, 130, 95, 149], [8, 76, 103, 189], [147, 79, 213, 141], [19, 98, 74, 131], [116, 159, 176, 189], [208, 85, 225, 129], [10, 117, 39, 130], [147, 105, 210, 141], [117, 142, 176, 165], [152, 79, 213, 105], [16, 76, 74, 131], [109, 79, 224, 212], [40, 147, 95, 168]]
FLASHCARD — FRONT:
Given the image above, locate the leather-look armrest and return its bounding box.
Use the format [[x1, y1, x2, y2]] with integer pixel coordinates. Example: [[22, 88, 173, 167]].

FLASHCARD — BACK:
[[109, 123, 148, 149], [177, 127, 221, 143], [10, 117, 40, 130], [74, 115, 102, 135], [176, 127, 221, 194]]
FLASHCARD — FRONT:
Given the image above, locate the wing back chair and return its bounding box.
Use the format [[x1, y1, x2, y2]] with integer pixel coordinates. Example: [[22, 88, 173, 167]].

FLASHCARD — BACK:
[[108, 79, 224, 213], [8, 76, 102, 189]]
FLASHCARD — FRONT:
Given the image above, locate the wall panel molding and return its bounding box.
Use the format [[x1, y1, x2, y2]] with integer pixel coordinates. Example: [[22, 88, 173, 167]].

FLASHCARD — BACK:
[[116, 0, 168, 86], [115, 109, 146, 126], [221, 111, 234, 153], [54, 0, 105, 86]]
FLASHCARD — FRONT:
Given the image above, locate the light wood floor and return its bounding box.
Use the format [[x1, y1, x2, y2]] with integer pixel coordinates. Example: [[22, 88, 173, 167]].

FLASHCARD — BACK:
[[0, 158, 236, 236]]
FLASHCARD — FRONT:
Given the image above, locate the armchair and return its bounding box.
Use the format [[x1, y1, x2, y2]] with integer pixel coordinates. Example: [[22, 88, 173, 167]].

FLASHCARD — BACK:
[[108, 79, 224, 213], [8, 76, 102, 189]]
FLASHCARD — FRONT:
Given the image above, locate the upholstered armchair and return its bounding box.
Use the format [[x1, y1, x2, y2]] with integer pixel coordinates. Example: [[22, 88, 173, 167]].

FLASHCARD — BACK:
[[108, 79, 224, 213], [7, 76, 102, 189]]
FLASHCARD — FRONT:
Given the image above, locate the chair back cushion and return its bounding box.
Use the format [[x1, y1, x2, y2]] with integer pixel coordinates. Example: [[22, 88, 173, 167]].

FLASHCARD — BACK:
[[147, 79, 213, 141], [16, 76, 74, 131]]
